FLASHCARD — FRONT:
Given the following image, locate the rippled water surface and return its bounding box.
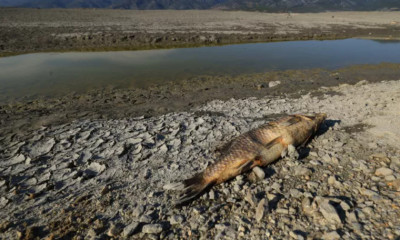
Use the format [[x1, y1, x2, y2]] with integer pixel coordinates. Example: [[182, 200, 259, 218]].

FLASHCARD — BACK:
[[1, 38, 400, 102]]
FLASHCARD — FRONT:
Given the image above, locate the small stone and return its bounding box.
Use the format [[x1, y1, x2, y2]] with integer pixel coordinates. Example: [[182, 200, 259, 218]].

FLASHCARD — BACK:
[[271, 182, 281, 191], [287, 145, 299, 159], [322, 231, 341, 240], [169, 215, 184, 225], [86, 162, 106, 175], [385, 175, 396, 181], [10, 154, 25, 165], [209, 190, 215, 200], [306, 181, 319, 189], [289, 189, 302, 198], [107, 224, 121, 237], [252, 166, 265, 180], [86, 228, 97, 239], [101, 185, 110, 195], [122, 222, 139, 237], [142, 224, 163, 234], [340, 201, 351, 211], [0, 197, 8, 208], [268, 81, 281, 88], [362, 207, 374, 215], [294, 166, 312, 176], [319, 200, 341, 224], [29, 138, 55, 158], [139, 215, 153, 223], [0, 221, 10, 233], [375, 167, 393, 177], [359, 188, 379, 198], [245, 191, 257, 207], [132, 205, 145, 218], [255, 199, 266, 222], [276, 208, 289, 214]]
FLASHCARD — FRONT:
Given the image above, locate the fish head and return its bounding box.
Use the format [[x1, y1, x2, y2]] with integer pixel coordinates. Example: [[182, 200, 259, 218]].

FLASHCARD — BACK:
[[302, 113, 327, 130], [313, 113, 327, 126]]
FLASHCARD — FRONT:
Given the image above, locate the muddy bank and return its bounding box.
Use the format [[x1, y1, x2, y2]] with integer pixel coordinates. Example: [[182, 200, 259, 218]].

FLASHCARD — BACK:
[[1, 63, 400, 138], [1, 9, 400, 56], [0, 78, 399, 239]]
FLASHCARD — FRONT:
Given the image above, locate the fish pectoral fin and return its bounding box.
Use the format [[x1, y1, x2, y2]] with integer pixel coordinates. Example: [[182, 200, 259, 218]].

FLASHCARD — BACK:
[[257, 136, 285, 165]]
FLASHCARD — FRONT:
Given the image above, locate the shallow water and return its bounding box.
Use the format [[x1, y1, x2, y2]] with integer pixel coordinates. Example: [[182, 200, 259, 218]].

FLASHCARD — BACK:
[[1, 38, 400, 103]]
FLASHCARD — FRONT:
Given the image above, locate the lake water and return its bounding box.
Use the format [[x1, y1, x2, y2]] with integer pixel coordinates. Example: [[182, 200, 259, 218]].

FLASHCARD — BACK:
[[1, 38, 400, 103]]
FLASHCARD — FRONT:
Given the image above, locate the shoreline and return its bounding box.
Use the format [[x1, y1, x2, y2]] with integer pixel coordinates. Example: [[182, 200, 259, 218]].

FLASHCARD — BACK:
[[1, 63, 400, 137]]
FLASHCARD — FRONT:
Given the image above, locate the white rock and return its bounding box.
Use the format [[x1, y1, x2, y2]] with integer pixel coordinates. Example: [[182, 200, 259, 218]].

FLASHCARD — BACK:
[[142, 224, 163, 234], [255, 199, 267, 222], [252, 166, 265, 180], [375, 167, 393, 176], [122, 222, 139, 237], [322, 231, 341, 240], [319, 199, 342, 224], [29, 138, 55, 158], [268, 81, 281, 88]]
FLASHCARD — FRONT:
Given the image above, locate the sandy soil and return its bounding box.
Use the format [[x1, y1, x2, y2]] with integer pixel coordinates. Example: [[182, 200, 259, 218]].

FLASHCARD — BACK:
[[0, 9, 400, 55]]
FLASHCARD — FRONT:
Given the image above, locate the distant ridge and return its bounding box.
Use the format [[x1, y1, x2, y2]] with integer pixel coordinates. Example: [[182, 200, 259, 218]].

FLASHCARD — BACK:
[[1, 0, 399, 11]]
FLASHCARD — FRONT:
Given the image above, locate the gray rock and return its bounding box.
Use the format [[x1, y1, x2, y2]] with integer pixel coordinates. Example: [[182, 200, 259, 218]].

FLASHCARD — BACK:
[[86, 162, 106, 175], [322, 231, 341, 240], [268, 81, 281, 88], [255, 199, 267, 222], [289, 189, 303, 198], [294, 166, 312, 176], [287, 144, 299, 159], [139, 215, 154, 224], [244, 191, 257, 207], [306, 181, 319, 189], [0, 197, 9, 208], [107, 223, 121, 237], [319, 200, 342, 224], [375, 167, 393, 176], [122, 222, 139, 237], [29, 138, 55, 158], [276, 208, 289, 214], [142, 224, 163, 234], [252, 166, 265, 180], [169, 215, 184, 225], [9, 154, 25, 165], [132, 205, 145, 218], [359, 188, 379, 198]]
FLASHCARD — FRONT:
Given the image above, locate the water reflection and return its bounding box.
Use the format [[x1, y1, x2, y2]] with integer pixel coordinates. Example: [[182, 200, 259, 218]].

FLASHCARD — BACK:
[[0, 38, 399, 102]]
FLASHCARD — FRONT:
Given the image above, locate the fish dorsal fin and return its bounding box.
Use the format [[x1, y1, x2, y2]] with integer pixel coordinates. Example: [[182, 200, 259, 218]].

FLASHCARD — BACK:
[[279, 115, 303, 126]]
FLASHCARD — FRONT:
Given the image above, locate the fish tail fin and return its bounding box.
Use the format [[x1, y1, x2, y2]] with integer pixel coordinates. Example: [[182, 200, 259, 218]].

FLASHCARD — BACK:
[[173, 173, 215, 206]]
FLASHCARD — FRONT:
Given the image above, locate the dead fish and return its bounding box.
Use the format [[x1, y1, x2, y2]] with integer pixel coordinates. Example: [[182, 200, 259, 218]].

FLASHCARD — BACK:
[[165, 113, 327, 205]]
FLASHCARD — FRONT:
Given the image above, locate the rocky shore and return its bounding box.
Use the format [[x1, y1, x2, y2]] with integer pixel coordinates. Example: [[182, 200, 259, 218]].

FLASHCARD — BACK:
[[1, 9, 400, 56], [1, 79, 399, 239]]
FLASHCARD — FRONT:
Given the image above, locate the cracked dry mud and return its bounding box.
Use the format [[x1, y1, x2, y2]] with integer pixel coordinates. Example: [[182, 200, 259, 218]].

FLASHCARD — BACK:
[[1, 79, 400, 239]]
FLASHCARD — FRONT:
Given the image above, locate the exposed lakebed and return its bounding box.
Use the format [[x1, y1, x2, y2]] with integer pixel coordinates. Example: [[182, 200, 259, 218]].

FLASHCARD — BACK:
[[1, 38, 400, 103]]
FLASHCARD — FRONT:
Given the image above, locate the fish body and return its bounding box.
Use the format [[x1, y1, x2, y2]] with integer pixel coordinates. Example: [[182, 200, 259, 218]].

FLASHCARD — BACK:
[[168, 113, 327, 205]]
